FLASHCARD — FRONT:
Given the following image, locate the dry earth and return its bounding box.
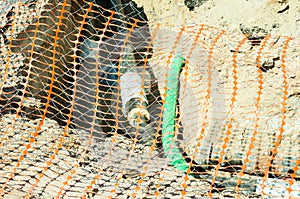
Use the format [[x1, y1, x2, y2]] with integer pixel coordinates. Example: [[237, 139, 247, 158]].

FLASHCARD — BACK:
[[136, 0, 300, 37], [0, 0, 300, 198]]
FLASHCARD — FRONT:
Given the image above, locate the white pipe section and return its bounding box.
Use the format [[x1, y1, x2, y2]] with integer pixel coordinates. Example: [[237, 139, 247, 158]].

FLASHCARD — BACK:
[[120, 71, 150, 128]]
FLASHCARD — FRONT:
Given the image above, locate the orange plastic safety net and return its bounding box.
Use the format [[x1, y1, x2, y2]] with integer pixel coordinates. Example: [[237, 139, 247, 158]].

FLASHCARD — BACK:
[[0, 0, 299, 198]]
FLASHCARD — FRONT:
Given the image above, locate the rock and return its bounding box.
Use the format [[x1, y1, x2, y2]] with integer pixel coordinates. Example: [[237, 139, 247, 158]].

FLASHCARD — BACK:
[[184, 0, 208, 11]]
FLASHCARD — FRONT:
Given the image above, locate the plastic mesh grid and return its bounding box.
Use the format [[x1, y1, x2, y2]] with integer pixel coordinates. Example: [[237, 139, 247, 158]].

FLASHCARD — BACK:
[[0, 0, 300, 198]]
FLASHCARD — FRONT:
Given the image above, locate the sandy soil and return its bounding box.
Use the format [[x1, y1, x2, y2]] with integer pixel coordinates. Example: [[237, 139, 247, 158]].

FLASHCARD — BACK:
[[0, 0, 300, 198], [136, 0, 299, 37]]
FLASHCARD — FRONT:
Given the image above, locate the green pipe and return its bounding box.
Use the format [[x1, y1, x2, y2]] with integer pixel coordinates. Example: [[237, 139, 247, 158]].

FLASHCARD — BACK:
[[161, 58, 232, 190], [162, 56, 189, 171]]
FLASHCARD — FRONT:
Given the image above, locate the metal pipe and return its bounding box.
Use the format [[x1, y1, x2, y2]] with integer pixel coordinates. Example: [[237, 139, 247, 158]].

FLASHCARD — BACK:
[[111, 0, 151, 128]]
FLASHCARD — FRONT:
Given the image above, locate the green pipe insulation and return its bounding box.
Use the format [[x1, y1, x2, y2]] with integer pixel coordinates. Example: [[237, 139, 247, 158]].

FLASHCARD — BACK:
[[161, 57, 228, 191], [162, 56, 190, 171]]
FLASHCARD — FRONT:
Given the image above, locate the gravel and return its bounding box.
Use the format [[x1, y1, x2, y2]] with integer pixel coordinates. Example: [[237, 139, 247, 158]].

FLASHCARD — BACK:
[[0, 113, 261, 198]]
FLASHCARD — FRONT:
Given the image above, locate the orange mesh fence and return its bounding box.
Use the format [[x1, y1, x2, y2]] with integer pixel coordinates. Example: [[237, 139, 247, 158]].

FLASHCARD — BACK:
[[0, 0, 299, 198]]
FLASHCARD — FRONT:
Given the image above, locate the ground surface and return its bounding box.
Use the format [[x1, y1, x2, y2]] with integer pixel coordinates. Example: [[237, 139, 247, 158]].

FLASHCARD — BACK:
[[136, 0, 299, 37], [0, 0, 300, 198]]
